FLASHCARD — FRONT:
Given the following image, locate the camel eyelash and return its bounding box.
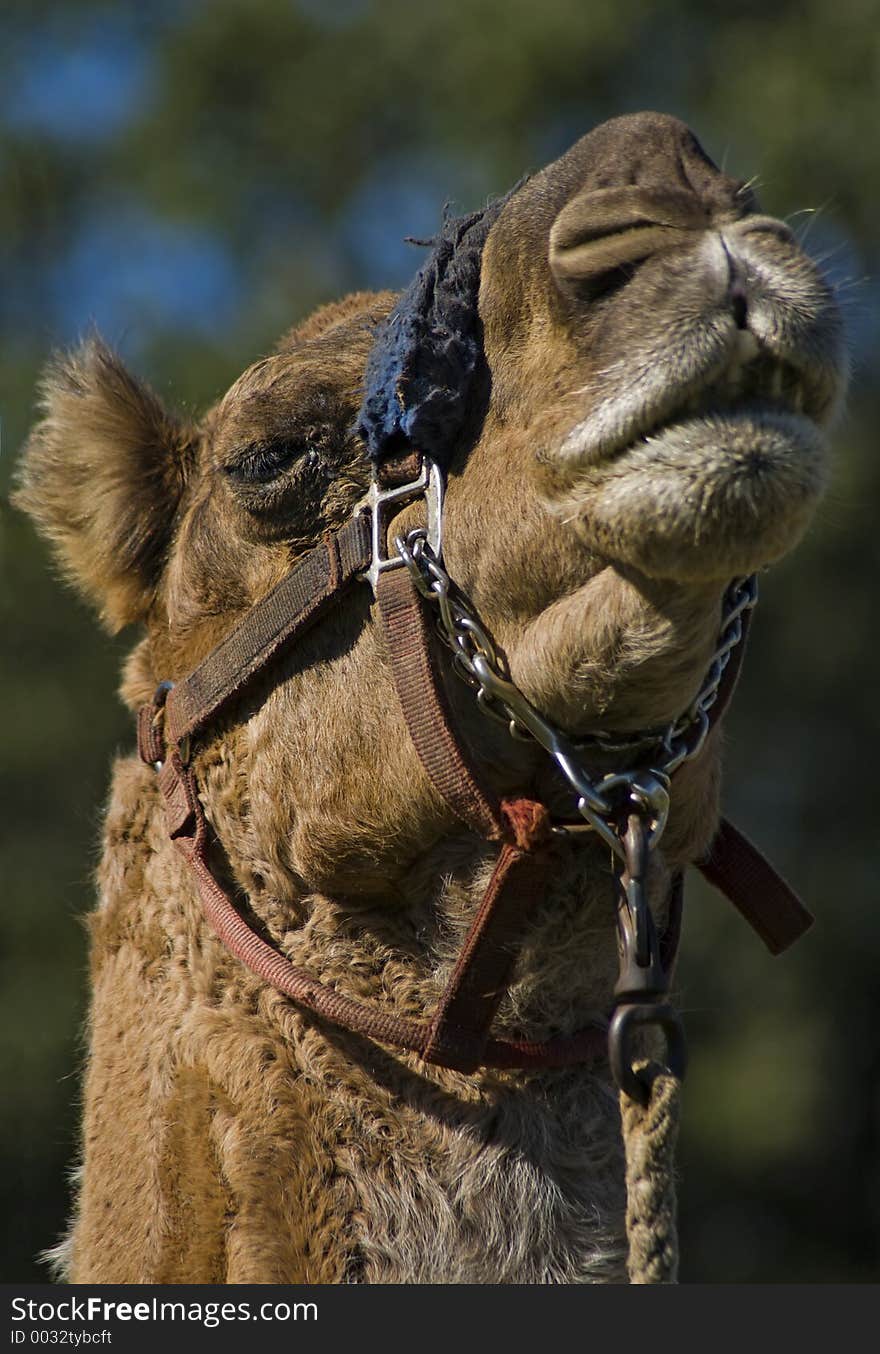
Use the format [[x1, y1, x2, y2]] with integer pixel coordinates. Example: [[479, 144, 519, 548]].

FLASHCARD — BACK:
[[224, 441, 317, 485]]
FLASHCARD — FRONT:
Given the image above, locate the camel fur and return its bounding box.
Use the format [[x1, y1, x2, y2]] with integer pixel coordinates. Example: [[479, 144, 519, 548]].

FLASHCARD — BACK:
[[15, 113, 846, 1284]]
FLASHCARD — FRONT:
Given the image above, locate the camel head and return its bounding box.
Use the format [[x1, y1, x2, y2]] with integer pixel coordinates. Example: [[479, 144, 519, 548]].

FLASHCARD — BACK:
[[16, 113, 846, 901]]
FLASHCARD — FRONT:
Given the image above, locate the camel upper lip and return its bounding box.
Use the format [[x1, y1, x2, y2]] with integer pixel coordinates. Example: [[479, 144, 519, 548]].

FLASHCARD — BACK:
[[636, 354, 812, 441], [558, 332, 828, 468]]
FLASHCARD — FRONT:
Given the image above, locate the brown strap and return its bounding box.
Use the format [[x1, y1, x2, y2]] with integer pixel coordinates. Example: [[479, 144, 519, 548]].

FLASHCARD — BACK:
[[423, 799, 553, 1073], [155, 750, 606, 1072], [137, 699, 166, 767], [675, 601, 815, 954], [696, 816, 814, 954], [485, 1024, 608, 1069], [164, 513, 371, 747], [375, 449, 423, 488], [376, 565, 505, 840]]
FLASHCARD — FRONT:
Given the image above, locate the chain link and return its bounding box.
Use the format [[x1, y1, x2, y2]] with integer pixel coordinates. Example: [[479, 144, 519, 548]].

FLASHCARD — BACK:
[[395, 528, 757, 857]]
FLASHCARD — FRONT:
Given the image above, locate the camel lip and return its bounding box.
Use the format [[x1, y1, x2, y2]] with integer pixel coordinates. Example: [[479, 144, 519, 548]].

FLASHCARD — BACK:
[[628, 398, 819, 458], [556, 403, 830, 586], [557, 344, 829, 471]]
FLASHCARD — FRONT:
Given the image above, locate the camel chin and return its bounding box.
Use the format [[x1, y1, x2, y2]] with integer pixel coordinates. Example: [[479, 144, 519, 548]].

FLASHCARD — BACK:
[[563, 405, 830, 582]]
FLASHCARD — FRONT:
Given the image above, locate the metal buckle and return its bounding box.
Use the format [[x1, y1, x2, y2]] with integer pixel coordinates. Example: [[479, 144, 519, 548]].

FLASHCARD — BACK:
[[355, 457, 444, 594], [608, 811, 687, 1105], [613, 813, 666, 999], [549, 767, 671, 859]]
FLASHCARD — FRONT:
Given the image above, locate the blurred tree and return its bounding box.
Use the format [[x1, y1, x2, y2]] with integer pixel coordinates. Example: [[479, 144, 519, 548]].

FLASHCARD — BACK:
[[1, 0, 878, 1282]]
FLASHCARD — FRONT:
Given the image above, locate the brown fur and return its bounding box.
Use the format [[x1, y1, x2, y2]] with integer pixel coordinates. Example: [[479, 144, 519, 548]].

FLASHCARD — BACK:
[[15, 113, 846, 1283]]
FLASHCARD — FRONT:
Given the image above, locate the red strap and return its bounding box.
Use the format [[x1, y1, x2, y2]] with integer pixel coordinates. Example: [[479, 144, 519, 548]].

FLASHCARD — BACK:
[[696, 816, 814, 954], [665, 600, 815, 954], [137, 699, 166, 767], [422, 800, 554, 1072], [376, 566, 505, 840], [156, 750, 606, 1072]]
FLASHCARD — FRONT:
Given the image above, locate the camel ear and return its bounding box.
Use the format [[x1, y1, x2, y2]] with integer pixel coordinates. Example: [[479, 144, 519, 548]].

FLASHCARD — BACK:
[[13, 338, 195, 633]]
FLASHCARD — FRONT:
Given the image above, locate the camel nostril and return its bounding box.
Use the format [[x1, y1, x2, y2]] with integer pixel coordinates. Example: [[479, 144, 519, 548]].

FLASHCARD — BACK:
[[730, 282, 749, 330]]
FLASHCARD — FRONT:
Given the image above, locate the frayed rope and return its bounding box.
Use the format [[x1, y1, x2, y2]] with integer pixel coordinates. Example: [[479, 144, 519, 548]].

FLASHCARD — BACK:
[[357, 184, 523, 468]]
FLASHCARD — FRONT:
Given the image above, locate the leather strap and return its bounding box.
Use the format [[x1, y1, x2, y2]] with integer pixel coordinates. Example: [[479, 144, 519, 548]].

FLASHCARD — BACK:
[[156, 748, 607, 1072], [164, 513, 371, 747], [375, 449, 424, 489], [422, 800, 553, 1072], [688, 603, 814, 955], [697, 816, 813, 954], [376, 566, 505, 840]]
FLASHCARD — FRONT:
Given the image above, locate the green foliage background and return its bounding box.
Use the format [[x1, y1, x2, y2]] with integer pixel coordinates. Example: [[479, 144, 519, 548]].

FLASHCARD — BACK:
[[2, 0, 878, 1282]]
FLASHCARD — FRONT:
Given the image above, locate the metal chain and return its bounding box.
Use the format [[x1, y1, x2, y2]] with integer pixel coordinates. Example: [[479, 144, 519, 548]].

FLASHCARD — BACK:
[[659, 572, 758, 774], [395, 528, 757, 858]]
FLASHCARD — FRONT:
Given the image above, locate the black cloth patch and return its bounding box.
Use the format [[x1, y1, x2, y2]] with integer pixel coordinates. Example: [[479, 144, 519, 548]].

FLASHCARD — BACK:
[[357, 189, 516, 468]]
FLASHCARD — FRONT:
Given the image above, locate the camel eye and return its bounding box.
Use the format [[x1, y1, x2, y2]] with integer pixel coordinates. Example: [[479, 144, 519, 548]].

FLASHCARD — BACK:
[[224, 440, 306, 484], [584, 261, 638, 303]]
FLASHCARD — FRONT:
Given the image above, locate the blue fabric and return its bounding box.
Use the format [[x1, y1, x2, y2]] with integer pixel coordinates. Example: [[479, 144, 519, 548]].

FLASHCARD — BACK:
[[357, 191, 512, 467]]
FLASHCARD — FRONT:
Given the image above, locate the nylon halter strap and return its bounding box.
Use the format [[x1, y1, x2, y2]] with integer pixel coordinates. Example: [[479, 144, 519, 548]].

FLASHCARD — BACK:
[[138, 505, 607, 1074], [137, 445, 813, 1077]]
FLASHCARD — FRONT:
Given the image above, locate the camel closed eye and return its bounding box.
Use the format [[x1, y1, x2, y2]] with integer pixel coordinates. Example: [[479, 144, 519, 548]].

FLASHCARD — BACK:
[[224, 439, 309, 484]]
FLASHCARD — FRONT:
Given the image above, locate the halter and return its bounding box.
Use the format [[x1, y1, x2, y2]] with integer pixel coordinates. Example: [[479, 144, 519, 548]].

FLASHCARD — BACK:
[[137, 198, 813, 1093]]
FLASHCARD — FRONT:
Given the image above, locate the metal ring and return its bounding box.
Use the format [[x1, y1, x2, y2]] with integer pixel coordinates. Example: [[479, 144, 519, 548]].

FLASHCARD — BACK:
[[608, 1002, 687, 1107]]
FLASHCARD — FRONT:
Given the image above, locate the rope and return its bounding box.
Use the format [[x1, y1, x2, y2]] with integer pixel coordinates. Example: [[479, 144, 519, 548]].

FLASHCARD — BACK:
[[619, 1062, 682, 1284], [357, 186, 523, 469]]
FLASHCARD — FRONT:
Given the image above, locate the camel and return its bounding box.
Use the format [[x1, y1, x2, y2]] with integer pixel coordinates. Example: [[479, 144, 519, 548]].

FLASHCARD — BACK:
[[15, 112, 846, 1284]]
